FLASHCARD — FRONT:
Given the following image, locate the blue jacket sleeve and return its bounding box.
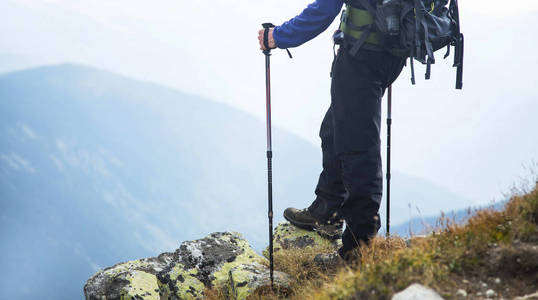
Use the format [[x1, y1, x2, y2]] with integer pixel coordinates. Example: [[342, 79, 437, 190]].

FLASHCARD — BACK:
[[273, 0, 344, 49]]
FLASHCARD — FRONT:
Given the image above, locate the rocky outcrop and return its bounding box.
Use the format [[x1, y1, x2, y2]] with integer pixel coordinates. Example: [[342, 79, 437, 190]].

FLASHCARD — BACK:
[[84, 232, 290, 300], [267, 222, 341, 255]]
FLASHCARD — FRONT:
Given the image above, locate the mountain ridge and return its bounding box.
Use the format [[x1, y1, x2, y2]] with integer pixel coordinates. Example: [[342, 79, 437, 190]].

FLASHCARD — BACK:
[[1, 63, 471, 300]]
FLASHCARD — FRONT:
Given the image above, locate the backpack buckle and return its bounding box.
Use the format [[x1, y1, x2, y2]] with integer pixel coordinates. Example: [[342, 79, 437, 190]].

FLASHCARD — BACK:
[[333, 30, 345, 45], [340, 9, 348, 25]]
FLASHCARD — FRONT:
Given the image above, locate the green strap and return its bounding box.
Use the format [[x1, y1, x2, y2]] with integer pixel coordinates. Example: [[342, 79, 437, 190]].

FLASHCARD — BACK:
[[340, 5, 380, 45]]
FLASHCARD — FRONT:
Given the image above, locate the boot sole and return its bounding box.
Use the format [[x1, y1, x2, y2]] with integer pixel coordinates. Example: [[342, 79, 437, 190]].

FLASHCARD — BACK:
[[314, 228, 341, 241], [283, 211, 316, 231], [283, 211, 341, 240]]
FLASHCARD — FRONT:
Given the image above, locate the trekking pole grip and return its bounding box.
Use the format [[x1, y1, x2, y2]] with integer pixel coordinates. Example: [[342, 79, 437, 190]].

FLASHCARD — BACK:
[[262, 23, 275, 55], [261, 23, 293, 58]]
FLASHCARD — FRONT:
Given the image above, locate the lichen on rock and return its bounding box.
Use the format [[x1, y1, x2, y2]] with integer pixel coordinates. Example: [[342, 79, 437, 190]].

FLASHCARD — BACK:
[[84, 256, 167, 300], [228, 262, 290, 300], [84, 232, 290, 300], [210, 233, 262, 287], [157, 263, 204, 299], [123, 271, 161, 300], [264, 222, 341, 258]]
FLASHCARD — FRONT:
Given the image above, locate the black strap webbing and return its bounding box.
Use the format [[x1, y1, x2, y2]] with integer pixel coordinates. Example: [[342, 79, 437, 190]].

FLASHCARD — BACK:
[[455, 33, 464, 89], [410, 54, 416, 85], [425, 60, 432, 80], [422, 18, 434, 80], [413, 0, 422, 58], [344, 0, 377, 56], [349, 25, 374, 56], [444, 44, 451, 59], [449, 0, 463, 90]]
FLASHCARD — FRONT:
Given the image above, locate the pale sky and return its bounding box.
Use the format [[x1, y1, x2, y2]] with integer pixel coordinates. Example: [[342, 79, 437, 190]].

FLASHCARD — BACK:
[[2, 0, 538, 205]]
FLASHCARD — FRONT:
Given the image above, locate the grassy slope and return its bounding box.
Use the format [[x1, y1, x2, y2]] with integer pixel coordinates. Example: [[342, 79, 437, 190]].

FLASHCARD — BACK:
[[208, 183, 538, 299]]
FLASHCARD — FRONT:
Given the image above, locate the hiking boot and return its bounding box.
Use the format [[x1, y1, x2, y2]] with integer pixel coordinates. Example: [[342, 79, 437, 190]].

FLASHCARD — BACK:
[[283, 207, 317, 230], [314, 221, 344, 240], [283, 207, 343, 240]]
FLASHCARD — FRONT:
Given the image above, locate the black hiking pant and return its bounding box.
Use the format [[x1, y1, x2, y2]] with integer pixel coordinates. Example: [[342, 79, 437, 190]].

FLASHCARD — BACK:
[[308, 48, 405, 255]]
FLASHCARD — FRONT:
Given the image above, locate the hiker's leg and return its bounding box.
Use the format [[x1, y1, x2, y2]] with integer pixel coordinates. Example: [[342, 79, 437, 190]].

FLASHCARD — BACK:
[[330, 48, 404, 254], [308, 107, 346, 223]]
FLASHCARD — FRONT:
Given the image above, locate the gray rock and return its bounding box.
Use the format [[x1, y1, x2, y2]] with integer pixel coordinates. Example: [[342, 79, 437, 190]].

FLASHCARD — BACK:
[[456, 289, 468, 298], [392, 283, 445, 300], [486, 289, 497, 298], [84, 255, 170, 300], [266, 222, 341, 256], [515, 291, 538, 300], [84, 232, 290, 300], [228, 262, 291, 299]]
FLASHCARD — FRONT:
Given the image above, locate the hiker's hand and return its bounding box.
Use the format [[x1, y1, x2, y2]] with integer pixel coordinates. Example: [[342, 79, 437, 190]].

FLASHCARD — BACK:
[[258, 28, 276, 50]]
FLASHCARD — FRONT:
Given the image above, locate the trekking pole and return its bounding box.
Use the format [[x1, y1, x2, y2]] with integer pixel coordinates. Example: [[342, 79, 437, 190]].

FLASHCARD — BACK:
[[261, 22, 292, 288], [261, 22, 275, 289], [386, 85, 392, 237]]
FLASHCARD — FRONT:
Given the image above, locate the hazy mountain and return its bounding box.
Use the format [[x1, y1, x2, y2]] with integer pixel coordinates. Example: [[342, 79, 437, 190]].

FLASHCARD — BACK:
[[390, 200, 507, 237], [0, 64, 470, 300], [0, 52, 49, 74]]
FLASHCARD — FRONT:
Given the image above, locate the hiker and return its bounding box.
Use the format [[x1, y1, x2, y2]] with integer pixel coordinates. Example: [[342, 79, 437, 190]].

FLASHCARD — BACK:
[[258, 0, 406, 263]]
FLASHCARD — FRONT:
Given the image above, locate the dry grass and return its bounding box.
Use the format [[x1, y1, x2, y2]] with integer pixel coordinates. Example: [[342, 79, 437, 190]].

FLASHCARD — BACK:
[[250, 242, 336, 300], [205, 183, 538, 300]]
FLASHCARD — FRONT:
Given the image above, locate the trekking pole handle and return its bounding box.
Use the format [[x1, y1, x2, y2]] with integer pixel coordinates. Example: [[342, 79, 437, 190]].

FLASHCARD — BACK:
[[261, 23, 293, 58], [262, 23, 275, 55]]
